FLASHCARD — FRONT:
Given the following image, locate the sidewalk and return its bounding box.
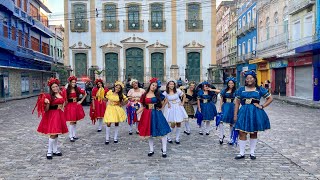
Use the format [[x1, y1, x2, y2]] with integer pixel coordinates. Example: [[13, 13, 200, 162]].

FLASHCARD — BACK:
[[273, 95, 320, 109]]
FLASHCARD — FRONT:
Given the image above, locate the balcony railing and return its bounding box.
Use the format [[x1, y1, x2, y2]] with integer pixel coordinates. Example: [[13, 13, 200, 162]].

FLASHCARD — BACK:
[[101, 20, 119, 32], [148, 20, 166, 32], [249, 19, 256, 30], [124, 20, 144, 32], [257, 33, 288, 51], [70, 20, 89, 32], [288, 35, 317, 50], [185, 20, 203, 32], [289, 0, 315, 15]]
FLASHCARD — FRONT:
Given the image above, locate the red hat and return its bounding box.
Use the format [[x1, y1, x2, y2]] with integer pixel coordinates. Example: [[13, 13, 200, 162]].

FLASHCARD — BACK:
[[94, 79, 103, 85], [149, 77, 158, 84], [68, 76, 77, 82], [47, 78, 60, 87]]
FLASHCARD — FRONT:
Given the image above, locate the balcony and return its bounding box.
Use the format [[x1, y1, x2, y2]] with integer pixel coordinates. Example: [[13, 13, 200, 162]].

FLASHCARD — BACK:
[[33, 50, 53, 62], [15, 46, 53, 63], [0, 35, 17, 52], [249, 19, 256, 30], [124, 20, 144, 32], [228, 46, 237, 55], [237, 27, 245, 37], [148, 20, 166, 32], [257, 33, 288, 52], [70, 20, 89, 32], [0, 0, 14, 12], [289, 0, 315, 15], [185, 20, 203, 32], [237, 55, 246, 63], [101, 20, 119, 32], [245, 52, 256, 60], [288, 35, 317, 50]]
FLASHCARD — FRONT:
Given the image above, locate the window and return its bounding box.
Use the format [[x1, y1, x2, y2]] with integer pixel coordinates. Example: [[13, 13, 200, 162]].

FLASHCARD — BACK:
[[304, 15, 313, 38], [11, 26, 16, 40], [292, 20, 301, 41], [30, 3, 39, 20], [238, 44, 241, 56], [266, 17, 270, 40], [21, 73, 29, 94], [127, 4, 141, 30], [24, 0, 27, 12], [103, 3, 118, 31], [18, 30, 22, 46], [252, 6, 256, 19], [150, 3, 164, 31], [238, 19, 242, 29], [40, 12, 48, 27], [42, 42, 49, 55], [253, 37, 256, 51], [71, 3, 88, 32], [186, 3, 202, 31], [283, 6, 288, 33], [248, 39, 251, 53], [31, 36, 40, 51], [242, 42, 246, 55], [242, 16, 246, 27], [25, 33, 29, 48], [247, 11, 251, 23], [274, 12, 278, 36], [17, 0, 21, 8]]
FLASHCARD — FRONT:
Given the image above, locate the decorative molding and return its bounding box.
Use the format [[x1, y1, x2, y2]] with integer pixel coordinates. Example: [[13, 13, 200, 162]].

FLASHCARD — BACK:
[[183, 40, 205, 49], [147, 40, 168, 54], [100, 41, 122, 54], [100, 41, 122, 49], [69, 41, 91, 49], [120, 34, 148, 44]]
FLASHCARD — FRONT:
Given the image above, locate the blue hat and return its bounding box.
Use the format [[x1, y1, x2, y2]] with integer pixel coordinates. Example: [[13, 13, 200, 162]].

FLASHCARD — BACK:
[[244, 70, 257, 78], [201, 81, 209, 86], [225, 76, 237, 83]]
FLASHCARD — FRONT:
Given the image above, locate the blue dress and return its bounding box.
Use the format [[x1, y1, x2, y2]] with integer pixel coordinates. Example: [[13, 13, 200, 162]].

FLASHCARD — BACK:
[[234, 86, 271, 133], [197, 90, 217, 121], [220, 89, 235, 124]]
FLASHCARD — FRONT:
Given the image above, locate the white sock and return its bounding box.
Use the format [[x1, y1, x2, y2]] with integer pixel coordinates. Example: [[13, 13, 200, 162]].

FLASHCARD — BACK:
[[185, 121, 190, 132], [135, 122, 139, 132], [106, 126, 110, 141], [73, 124, 77, 138], [48, 138, 54, 154], [206, 121, 210, 133], [98, 119, 103, 130], [161, 136, 167, 153], [68, 125, 73, 139], [148, 138, 154, 152], [167, 127, 173, 140], [238, 140, 246, 156], [219, 123, 224, 139], [129, 124, 133, 132], [229, 126, 233, 141], [114, 126, 119, 141], [250, 139, 258, 156], [176, 127, 181, 142], [201, 121, 205, 132], [52, 137, 58, 153]]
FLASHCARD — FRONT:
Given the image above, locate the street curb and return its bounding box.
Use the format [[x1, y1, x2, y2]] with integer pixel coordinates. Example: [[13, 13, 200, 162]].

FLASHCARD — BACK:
[[273, 97, 320, 109], [0, 94, 38, 103]]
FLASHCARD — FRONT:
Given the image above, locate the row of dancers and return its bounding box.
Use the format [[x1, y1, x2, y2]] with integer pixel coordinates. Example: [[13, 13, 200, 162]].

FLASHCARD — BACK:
[[34, 70, 273, 160]]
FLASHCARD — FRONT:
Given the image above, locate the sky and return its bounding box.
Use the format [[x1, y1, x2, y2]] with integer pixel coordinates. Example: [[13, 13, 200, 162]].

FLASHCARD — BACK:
[[47, 0, 224, 26]]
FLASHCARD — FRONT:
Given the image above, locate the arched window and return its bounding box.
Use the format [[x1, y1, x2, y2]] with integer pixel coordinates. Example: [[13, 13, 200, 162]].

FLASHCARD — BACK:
[[242, 42, 246, 55], [248, 39, 251, 53], [247, 11, 251, 23], [283, 6, 288, 33], [242, 15, 246, 27], [266, 17, 270, 40], [253, 37, 256, 51], [274, 12, 278, 36], [150, 3, 164, 30]]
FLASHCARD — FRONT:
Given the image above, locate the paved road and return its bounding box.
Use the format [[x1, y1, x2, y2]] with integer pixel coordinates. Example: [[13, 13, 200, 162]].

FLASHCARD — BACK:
[[0, 97, 319, 179]]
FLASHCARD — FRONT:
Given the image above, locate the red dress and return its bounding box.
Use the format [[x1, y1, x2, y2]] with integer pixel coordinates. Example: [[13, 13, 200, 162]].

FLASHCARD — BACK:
[[90, 87, 108, 119], [37, 94, 69, 135], [64, 87, 86, 122]]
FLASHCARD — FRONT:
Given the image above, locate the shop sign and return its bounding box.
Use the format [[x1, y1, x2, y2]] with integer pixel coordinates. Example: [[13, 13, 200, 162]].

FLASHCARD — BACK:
[[258, 63, 268, 70], [270, 60, 288, 69], [288, 56, 312, 66]]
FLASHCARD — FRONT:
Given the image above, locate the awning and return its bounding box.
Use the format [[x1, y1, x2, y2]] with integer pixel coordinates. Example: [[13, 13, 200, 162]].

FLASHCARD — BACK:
[[249, 59, 267, 64], [296, 41, 320, 53]]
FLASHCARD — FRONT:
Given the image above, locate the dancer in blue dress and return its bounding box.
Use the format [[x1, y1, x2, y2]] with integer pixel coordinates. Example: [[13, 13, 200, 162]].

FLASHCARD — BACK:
[[234, 70, 273, 160], [218, 77, 236, 145], [197, 81, 220, 135]]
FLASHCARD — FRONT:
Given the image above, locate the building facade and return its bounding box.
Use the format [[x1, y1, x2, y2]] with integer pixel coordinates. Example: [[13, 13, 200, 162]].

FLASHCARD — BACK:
[[64, 0, 217, 85], [49, 24, 64, 64], [236, 0, 257, 86], [0, 0, 54, 101]]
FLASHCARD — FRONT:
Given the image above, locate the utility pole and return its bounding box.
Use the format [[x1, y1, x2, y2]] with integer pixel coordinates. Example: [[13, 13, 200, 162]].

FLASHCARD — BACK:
[[54, 27, 57, 64]]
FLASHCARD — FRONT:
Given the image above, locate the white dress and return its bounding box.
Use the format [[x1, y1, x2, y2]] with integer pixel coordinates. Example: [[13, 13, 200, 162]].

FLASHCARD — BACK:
[[162, 89, 188, 123]]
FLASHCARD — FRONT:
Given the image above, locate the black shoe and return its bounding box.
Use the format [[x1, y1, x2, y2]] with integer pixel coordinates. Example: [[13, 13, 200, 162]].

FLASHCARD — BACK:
[[235, 155, 245, 159], [206, 132, 210, 136], [167, 139, 173, 144], [97, 129, 102, 132], [199, 132, 204, 135], [73, 137, 79, 140], [70, 138, 75, 142], [148, 151, 154, 157], [46, 153, 52, 160], [219, 135, 225, 145], [175, 140, 180, 144], [162, 153, 167, 158], [250, 154, 256, 160], [105, 141, 109, 145], [129, 132, 133, 135], [53, 152, 62, 156], [114, 140, 118, 143], [184, 131, 191, 135], [136, 131, 140, 134]]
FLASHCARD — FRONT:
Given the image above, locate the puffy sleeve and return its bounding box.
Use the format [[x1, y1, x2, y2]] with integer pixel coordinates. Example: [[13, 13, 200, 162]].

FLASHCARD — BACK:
[[106, 90, 113, 99], [127, 89, 133, 97], [259, 87, 271, 99], [140, 88, 146, 95], [104, 87, 109, 96], [220, 89, 226, 98], [77, 87, 85, 95], [162, 91, 167, 98], [122, 94, 128, 102], [177, 89, 184, 97], [197, 90, 203, 99], [92, 88, 98, 97], [235, 87, 243, 99]]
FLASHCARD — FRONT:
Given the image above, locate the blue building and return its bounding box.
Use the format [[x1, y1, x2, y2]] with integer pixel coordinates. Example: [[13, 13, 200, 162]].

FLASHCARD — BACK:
[[0, 0, 54, 101], [236, 0, 257, 86]]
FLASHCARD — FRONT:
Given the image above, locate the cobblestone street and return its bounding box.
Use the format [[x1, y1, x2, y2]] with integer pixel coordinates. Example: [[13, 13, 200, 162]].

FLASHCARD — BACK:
[[0, 97, 319, 179]]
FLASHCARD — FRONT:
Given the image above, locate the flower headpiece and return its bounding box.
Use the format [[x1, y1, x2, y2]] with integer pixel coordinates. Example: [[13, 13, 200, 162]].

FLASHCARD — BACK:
[[47, 78, 60, 87], [225, 76, 237, 83], [244, 70, 257, 78], [94, 79, 103, 85], [68, 76, 77, 82], [149, 77, 158, 84], [188, 81, 196, 86], [130, 79, 138, 86], [114, 81, 124, 88]]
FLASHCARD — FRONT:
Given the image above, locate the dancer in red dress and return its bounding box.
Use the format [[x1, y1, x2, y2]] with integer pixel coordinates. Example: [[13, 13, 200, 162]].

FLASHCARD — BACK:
[[90, 79, 108, 132], [34, 78, 68, 159], [64, 76, 87, 142]]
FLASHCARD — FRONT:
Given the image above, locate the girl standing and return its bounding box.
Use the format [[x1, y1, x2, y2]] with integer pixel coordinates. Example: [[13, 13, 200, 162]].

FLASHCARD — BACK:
[[218, 77, 236, 145], [35, 78, 68, 159], [197, 82, 220, 135], [182, 82, 197, 135], [126, 79, 145, 135], [137, 78, 171, 158], [64, 76, 87, 142], [90, 79, 109, 132], [234, 71, 273, 160], [103, 81, 128, 144], [162, 80, 188, 144]]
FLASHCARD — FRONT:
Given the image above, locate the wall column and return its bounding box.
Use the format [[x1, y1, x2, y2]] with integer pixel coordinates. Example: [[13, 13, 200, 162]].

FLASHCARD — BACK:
[[170, 0, 179, 79]]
